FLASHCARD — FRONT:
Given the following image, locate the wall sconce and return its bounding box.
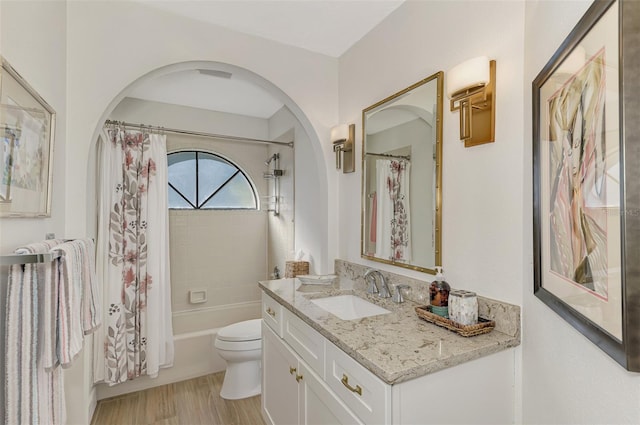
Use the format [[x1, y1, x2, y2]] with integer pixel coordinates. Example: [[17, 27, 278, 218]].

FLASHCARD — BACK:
[[331, 123, 355, 173], [447, 56, 496, 147]]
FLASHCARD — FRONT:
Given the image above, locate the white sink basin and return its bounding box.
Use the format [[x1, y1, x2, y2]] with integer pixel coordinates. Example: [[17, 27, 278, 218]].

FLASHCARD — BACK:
[[310, 294, 391, 320]]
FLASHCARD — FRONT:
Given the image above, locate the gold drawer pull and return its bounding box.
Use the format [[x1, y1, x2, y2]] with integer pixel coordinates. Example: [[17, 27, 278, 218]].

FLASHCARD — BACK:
[[266, 307, 276, 317], [341, 374, 362, 396], [296, 373, 303, 382], [289, 366, 297, 375]]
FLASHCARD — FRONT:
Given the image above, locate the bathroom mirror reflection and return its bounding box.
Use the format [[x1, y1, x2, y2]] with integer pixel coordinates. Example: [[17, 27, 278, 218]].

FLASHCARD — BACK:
[[361, 71, 443, 274]]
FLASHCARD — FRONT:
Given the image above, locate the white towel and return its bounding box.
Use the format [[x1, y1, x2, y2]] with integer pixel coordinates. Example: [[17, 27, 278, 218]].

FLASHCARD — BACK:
[[77, 238, 101, 335], [51, 239, 101, 367], [54, 240, 83, 367], [5, 240, 67, 425]]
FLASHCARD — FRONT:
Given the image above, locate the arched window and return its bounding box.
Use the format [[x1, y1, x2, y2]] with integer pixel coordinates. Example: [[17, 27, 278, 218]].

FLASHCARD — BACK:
[[167, 151, 257, 209]]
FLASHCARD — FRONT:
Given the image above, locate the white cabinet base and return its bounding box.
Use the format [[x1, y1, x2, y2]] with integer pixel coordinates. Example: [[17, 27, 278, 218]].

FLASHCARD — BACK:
[[391, 350, 515, 425]]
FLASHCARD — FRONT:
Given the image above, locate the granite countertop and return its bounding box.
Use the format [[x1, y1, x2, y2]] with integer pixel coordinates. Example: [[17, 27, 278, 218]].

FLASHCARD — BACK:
[[258, 277, 520, 385]]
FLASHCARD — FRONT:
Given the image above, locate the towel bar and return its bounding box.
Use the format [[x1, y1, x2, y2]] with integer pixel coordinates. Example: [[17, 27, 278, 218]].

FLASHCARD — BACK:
[[0, 251, 62, 266]]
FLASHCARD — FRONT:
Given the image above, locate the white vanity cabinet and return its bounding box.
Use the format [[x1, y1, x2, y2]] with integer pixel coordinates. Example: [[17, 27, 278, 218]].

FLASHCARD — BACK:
[[262, 321, 363, 425], [261, 291, 515, 425]]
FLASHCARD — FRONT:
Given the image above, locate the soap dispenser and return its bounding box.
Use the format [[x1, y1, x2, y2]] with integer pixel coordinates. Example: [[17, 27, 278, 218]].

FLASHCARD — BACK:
[[429, 267, 450, 318]]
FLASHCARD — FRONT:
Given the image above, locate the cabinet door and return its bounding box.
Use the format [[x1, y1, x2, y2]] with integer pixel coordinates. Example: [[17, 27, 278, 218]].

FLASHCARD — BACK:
[[262, 323, 300, 425], [298, 362, 363, 425]]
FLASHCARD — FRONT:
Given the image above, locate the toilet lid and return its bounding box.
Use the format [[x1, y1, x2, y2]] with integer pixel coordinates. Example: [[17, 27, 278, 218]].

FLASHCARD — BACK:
[[217, 318, 262, 342]]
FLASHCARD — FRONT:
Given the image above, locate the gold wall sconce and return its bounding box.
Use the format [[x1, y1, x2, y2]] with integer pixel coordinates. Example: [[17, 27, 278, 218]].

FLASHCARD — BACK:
[[447, 57, 496, 147], [331, 123, 355, 173]]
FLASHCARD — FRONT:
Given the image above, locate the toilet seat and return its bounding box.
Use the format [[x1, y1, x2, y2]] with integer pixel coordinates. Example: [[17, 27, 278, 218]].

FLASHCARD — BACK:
[[217, 318, 262, 342], [215, 338, 261, 351]]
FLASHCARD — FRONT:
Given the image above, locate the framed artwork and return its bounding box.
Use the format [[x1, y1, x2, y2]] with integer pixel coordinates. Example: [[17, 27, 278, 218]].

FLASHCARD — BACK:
[[0, 56, 56, 217], [533, 0, 640, 371]]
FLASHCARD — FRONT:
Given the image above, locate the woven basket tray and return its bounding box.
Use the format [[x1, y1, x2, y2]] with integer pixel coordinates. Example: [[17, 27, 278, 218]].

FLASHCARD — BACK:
[[415, 305, 495, 337], [285, 261, 310, 278]]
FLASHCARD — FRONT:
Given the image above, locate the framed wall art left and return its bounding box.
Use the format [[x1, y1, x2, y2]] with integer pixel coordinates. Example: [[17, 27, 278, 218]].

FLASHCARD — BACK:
[[0, 56, 55, 217]]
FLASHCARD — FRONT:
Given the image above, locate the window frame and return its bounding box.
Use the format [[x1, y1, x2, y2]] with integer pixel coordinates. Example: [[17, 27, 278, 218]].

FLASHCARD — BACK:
[[167, 149, 259, 211]]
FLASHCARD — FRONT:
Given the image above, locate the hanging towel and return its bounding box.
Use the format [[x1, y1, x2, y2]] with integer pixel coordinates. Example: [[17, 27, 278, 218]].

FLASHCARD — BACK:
[[5, 240, 66, 425], [62, 238, 101, 335], [5, 262, 37, 424], [53, 238, 101, 367]]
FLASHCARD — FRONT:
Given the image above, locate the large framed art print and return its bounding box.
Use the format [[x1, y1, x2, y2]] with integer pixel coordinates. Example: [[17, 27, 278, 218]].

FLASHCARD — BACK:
[[0, 56, 56, 217], [533, 0, 640, 371]]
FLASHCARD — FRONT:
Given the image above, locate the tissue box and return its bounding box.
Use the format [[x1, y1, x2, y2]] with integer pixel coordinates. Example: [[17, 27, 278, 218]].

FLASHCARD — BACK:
[[285, 261, 309, 278]]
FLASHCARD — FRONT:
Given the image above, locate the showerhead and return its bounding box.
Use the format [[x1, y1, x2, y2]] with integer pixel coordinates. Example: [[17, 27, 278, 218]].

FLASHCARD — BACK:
[[265, 153, 279, 165]]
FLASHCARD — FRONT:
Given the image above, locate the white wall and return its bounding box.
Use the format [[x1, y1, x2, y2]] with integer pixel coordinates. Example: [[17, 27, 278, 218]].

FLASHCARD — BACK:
[[268, 106, 325, 273], [338, 0, 526, 421], [266, 109, 296, 277], [61, 2, 338, 420], [522, 1, 640, 423], [0, 2, 67, 251], [339, 0, 526, 303], [0, 0, 69, 420], [66, 0, 336, 272]]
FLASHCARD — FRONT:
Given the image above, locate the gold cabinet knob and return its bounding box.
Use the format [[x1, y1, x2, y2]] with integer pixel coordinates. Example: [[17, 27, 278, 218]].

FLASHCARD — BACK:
[[295, 374, 303, 383], [266, 307, 276, 317], [289, 366, 297, 375]]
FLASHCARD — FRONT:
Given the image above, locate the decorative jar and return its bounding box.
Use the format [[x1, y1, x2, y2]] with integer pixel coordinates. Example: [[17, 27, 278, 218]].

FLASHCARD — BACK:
[[448, 290, 478, 325]]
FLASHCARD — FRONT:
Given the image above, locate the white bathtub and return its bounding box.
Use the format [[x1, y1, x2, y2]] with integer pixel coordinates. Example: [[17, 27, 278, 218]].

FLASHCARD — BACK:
[[96, 301, 261, 400]]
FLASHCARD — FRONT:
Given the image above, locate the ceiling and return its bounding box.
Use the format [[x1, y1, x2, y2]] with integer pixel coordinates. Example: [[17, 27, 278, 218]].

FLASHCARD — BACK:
[[128, 0, 404, 119], [140, 0, 404, 58]]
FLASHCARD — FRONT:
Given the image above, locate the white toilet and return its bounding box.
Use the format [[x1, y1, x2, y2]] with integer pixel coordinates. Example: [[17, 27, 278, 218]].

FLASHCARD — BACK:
[[214, 318, 263, 400]]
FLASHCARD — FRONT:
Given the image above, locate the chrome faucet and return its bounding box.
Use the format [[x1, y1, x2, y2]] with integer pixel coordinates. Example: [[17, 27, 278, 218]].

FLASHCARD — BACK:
[[393, 284, 410, 303], [364, 269, 391, 298]]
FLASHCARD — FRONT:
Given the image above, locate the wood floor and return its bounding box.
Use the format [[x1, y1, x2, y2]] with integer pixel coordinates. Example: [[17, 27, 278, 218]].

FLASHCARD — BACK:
[[90, 372, 267, 425]]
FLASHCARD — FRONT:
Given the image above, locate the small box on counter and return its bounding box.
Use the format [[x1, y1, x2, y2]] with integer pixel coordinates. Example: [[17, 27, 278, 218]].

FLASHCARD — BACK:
[[285, 261, 309, 278]]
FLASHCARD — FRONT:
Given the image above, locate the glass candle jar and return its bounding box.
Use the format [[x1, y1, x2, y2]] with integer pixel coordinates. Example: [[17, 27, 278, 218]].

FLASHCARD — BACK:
[[448, 290, 478, 325]]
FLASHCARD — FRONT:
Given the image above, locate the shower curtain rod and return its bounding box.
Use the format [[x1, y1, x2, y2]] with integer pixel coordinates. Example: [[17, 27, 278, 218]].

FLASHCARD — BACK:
[[104, 120, 294, 147], [365, 152, 411, 161]]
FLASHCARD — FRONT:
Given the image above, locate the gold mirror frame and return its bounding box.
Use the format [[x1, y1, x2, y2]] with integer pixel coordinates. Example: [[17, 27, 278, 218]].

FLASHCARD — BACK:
[[360, 71, 443, 274]]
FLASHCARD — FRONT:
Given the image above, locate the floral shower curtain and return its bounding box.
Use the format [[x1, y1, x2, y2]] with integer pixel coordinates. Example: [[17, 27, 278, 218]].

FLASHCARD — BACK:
[[94, 125, 174, 385], [375, 159, 412, 263]]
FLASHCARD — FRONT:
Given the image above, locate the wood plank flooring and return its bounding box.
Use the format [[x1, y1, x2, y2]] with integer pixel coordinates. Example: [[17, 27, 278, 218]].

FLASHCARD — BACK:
[[90, 372, 267, 425]]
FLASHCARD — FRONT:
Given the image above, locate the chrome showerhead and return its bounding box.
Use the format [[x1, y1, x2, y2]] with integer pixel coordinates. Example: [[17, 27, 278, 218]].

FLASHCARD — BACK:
[[265, 153, 279, 165]]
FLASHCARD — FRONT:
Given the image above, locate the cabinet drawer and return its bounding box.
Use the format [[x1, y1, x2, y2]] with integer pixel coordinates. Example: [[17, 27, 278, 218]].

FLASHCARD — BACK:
[[283, 309, 325, 378], [325, 341, 390, 425], [262, 293, 283, 337]]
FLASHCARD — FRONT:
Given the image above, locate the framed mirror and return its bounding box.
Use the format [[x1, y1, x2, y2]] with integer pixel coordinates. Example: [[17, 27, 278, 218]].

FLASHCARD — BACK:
[[361, 71, 443, 274]]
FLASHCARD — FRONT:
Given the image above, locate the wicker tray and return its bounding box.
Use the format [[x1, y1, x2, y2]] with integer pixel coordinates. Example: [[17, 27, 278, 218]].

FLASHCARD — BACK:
[[415, 305, 495, 337]]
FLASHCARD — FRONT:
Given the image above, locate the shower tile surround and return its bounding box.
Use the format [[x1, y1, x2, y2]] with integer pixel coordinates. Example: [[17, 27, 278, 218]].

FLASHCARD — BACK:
[[258, 259, 520, 384]]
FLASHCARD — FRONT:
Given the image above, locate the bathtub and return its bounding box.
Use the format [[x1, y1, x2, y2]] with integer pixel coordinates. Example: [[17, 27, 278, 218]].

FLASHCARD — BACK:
[[96, 301, 261, 400]]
